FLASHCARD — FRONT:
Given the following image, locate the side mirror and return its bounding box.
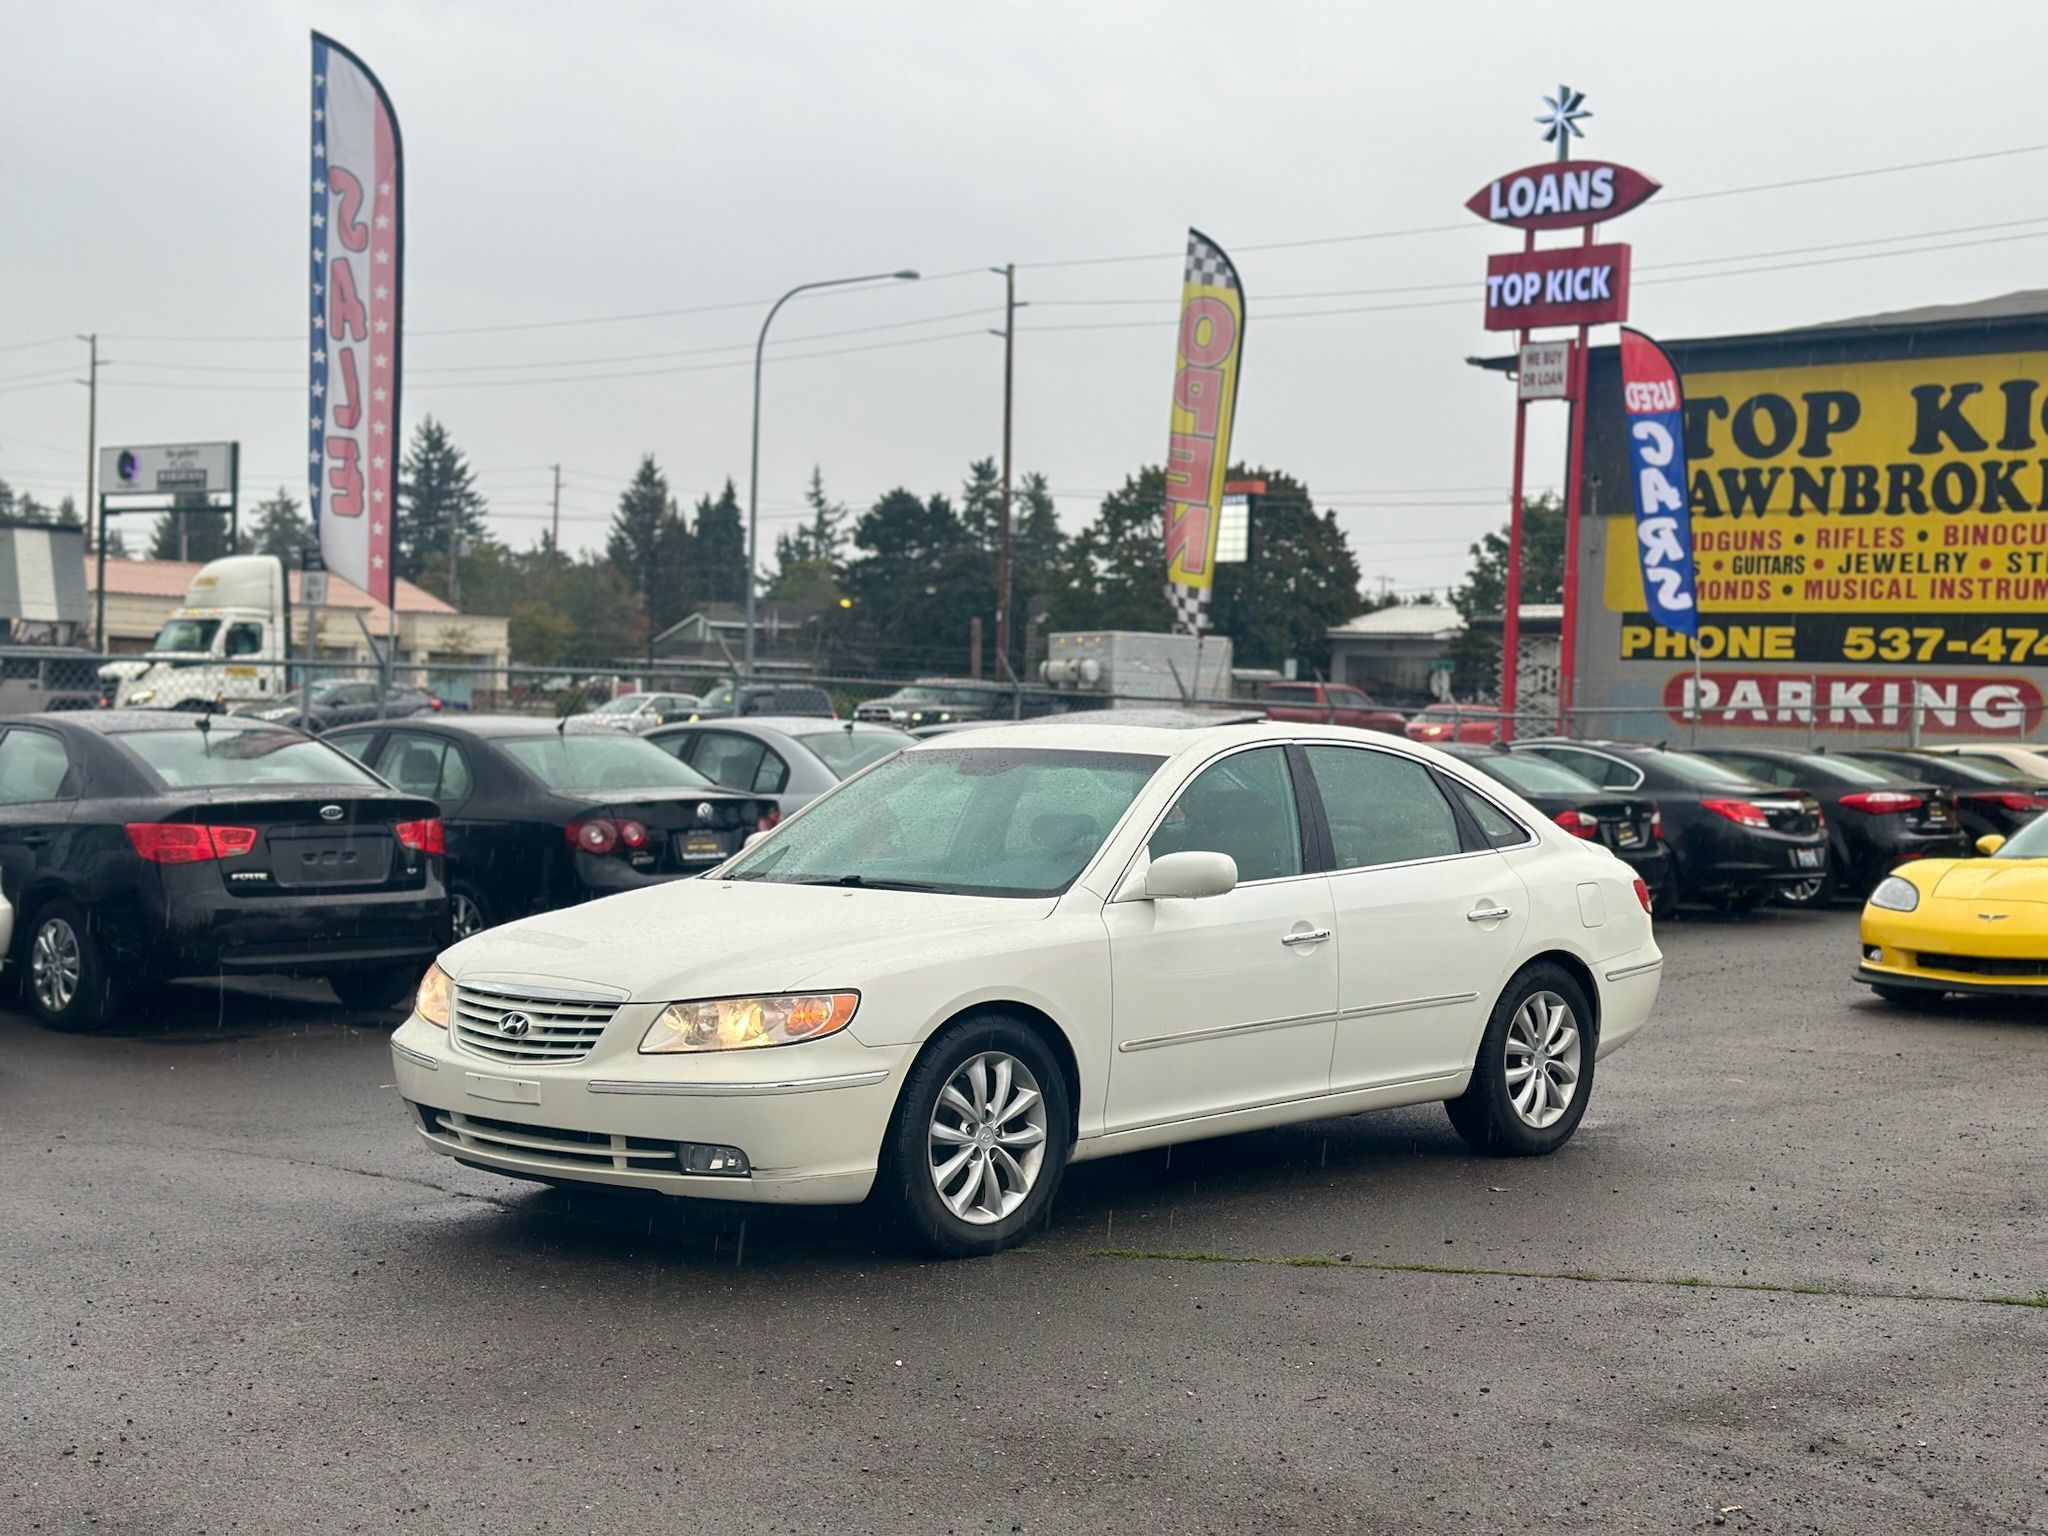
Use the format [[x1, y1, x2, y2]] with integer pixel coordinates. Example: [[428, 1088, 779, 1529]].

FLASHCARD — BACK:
[[1139, 849, 1238, 900], [743, 829, 771, 850], [1976, 833, 2007, 857]]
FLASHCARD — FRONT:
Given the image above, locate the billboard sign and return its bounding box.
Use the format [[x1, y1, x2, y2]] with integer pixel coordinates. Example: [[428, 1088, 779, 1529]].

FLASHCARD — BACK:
[[1485, 244, 1631, 331], [1466, 160, 1661, 231], [98, 443, 234, 499], [1517, 340, 1574, 400], [1162, 228, 1245, 635]]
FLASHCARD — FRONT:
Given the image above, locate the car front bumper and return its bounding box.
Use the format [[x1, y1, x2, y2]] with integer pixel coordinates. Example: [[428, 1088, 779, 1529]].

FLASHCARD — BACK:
[[1856, 909, 2048, 996], [390, 1009, 913, 1205]]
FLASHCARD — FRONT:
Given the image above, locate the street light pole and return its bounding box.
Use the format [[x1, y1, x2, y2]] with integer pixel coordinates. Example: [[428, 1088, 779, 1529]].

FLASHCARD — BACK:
[[745, 268, 919, 679]]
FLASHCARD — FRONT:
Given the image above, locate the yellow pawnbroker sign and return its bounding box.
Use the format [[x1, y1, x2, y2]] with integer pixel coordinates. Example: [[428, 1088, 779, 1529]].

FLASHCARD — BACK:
[[1605, 351, 2048, 615]]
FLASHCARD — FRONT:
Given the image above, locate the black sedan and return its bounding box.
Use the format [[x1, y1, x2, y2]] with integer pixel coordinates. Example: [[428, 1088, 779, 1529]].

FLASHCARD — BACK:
[[234, 679, 440, 733], [322, 716, 778, 940], [1838, 748, 2048, 845], [1510, 739, 1827, 911], [1439, 744, 1674, 909], [1701, 745, 1970, 903], [0, 711, 448, 1030]]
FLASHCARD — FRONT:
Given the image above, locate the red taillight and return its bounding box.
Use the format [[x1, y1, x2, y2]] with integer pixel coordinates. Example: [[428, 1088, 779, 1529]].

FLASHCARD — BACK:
[[1981, 791, 2048, 812], [395, 817, 445, 855], [1840, 790, 1923, 815], [1701, 798, 1771, 829], [756, 806, 782, 832], [1633, 877, 1653, 915], [125, 823, 258, 864], [1650, 809, 1664, 840], [568, 818, 618, 854], [1553, 809, 1599, 840], [616, 818, 651, 850]]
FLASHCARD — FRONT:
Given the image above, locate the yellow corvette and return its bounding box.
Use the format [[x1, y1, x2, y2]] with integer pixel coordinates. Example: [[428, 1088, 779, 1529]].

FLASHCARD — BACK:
[[1858, 823, 2048, 1003]]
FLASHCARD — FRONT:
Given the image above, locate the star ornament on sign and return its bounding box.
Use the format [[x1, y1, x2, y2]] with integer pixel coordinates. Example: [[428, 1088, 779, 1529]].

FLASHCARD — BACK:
[[1535, 84, 1590, 160]]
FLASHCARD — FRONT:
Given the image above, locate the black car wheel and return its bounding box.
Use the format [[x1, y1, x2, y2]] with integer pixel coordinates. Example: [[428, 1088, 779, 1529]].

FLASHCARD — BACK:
[[450, 884, 493, 941], [330, 965, 425, 1013], [25, 899, 122, 1032], [1445, 963, 1597, 1157], [879, 1012, 1072, 1259]]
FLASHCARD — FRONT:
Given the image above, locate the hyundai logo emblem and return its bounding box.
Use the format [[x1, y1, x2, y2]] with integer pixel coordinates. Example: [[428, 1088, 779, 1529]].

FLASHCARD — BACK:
[[319, 804, 345, 822], [496, 1011, 533, 1038]]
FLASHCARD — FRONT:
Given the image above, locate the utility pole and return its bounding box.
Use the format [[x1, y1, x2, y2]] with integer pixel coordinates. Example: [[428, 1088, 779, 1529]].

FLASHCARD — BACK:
[[549, 462, 561, 554], [993, 263, 1016, 683], [82, 333, 102, 650], [447, 517, 462, 608]]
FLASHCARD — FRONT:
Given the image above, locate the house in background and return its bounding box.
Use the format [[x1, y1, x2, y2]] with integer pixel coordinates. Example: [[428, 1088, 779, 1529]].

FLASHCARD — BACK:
[[650, 602, 827, 673], [1326, 603, 1465, 706]]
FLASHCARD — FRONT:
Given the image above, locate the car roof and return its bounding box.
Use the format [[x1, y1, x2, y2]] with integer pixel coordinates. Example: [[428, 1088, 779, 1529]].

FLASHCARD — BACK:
[[906, 720, 1412, 756], [687, 715, 906, 734], [16, 709, 294, 736], [328, 713, 621, 738]]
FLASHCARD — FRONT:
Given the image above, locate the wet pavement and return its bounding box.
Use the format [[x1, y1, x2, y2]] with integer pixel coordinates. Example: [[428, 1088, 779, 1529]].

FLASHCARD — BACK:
[[3, 909, 2043, 1534]]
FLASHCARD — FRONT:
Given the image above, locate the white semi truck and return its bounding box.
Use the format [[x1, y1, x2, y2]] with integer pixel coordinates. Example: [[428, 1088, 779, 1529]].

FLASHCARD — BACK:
[[100, 555, 293, 711]]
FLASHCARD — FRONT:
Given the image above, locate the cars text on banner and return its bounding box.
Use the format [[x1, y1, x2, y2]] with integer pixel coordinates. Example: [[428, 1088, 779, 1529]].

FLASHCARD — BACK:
[[1619, 328, 1699, 638]]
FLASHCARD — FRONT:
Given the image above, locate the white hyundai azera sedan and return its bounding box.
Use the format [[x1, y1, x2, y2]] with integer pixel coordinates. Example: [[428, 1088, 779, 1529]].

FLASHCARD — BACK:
[[391, 722, 1662, 1256]]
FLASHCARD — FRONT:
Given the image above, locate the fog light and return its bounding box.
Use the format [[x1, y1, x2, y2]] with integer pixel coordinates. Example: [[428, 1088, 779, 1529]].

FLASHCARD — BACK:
[[1865, 945, 1884, 963], [678, 1142, 751, 1176]]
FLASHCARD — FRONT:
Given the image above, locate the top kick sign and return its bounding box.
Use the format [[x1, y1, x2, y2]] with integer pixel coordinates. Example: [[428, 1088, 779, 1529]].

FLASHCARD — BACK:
[[1466, 159, 1660, 231]]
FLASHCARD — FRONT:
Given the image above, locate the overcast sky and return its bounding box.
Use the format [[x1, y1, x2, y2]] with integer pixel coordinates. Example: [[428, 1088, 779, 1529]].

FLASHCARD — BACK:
[[5, 1, 2047, 601]]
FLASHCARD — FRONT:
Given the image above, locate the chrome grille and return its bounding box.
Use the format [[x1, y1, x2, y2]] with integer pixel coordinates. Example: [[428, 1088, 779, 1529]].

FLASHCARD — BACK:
[[428, 1109, 678, 1171], [452, 983, 621, 1065]]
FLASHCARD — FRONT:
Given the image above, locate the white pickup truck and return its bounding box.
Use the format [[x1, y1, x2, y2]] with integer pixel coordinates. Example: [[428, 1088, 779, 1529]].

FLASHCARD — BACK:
[[100, 555, 292, 711]]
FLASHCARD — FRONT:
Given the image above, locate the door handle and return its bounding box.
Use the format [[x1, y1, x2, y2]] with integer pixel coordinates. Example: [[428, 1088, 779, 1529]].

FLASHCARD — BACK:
[[1281, 928, 1333, 947], [1466, 906, 1511, 923], [18, 830, 53, 847]]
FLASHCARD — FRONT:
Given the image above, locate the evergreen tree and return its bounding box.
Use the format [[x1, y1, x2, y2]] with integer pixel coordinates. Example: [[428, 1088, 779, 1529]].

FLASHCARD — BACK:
[[147, 504, 236, 561], [396, 416, 489, 585], [775, 466, 849, 570], [247, 488, 316, 561], [607, 455, 693, 636], [54, 496, 81, 528], [958, 457, 1003, 553], [691, 479, 748, 607], [1008, 471, 1066, 676], [1446, 492, 1565, 700], [843, 488, 989, 671]]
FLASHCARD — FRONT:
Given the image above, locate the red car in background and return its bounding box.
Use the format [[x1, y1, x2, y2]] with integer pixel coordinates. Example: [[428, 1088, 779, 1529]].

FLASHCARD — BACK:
[[1406, 704, 1505, 744], [1255, 680, 1405, 732]]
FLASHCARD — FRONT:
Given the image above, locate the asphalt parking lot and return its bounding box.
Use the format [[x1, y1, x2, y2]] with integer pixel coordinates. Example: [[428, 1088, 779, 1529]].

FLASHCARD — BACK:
[[3, 908, 2043, 1536]]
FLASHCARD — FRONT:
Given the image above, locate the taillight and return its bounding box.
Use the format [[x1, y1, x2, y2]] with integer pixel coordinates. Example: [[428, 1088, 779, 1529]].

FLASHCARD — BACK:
[[756, 806, 782, 832], [616, 819, 651, 851], [1840, 790, 1923, 814], [125, 823, 259, 863], [395, 817, 446, 855], [1553, 809, 1599, 839], [568, 818, 618, 854], [1981, 791, 2048, 812], [1701, 798, 1771, 829], [1650, 809, 1664, 839], [1633, 877, 1653, 915]]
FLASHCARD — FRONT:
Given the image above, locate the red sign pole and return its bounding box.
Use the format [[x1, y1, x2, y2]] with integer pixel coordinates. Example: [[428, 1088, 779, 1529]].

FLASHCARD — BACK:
[[1501, 229, 1535, 740], [1556, 222, 1596, 732]]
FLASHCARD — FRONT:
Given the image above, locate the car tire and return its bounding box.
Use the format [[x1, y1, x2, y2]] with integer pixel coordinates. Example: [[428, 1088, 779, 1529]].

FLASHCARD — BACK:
[[879, 1012, 1072, 1259], [1872, 983, 1940, 1007], [450, 883, 493, 942], [1445, 963, 1597, 1157], [330, 965, 424, 1013], [24, 899, 122, 1033], [1776, 869, 1836, 908]]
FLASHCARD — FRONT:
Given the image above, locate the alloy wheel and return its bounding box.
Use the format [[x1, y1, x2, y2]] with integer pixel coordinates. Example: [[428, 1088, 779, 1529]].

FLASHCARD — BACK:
[[1780, 877, 1825, 904], [926, 1051, 1048, 1225], [32, 918, 81, 1015], [1504, 990, 1581, 1130], [451, 893, 484, 941]]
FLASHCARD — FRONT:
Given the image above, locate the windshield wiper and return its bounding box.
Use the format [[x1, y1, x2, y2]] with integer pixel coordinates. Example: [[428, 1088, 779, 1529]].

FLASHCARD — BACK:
[[786, 873, 942, 892]]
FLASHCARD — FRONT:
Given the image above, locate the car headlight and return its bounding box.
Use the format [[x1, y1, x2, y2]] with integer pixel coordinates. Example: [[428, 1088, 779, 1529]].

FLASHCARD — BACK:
[[640, 992, 859, 1054], [126, 688, 156, 705], [1868, 875, 1920, 913], [415, 963, 453, 1026]]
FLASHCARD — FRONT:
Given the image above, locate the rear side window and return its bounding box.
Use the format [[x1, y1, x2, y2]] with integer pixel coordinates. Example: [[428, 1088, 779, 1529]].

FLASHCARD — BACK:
[[689, 732, 771, 792], [0, 730, 71, 804], [1303, 745, 1462, 869], [1448, 780, 1529, 849], [375, 732, 471, 802], [115, 728, 380, 789], [1263, 684, 1317, 705]]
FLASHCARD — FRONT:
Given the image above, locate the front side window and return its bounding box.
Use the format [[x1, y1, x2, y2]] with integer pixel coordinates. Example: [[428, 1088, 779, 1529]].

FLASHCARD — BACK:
[[1149, 746, 1304, 884], [0, 730, 71, 804], [1264, 684, 1317, 705], [1532, 747, 1638, 789], [375, 732, 469, 802], [723, 747, 1161, 897], [1305, 745, 1462, 869], [116, 727, 379, 789], [224, 622, 265, 658]]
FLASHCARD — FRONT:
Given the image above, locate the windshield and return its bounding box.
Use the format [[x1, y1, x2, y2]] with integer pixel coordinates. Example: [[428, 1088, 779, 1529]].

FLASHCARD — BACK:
[[1478, 752, 1600, 794], [116, 727, 381, 789], [797, 727, 914, 777], [152, 618, 220, 654], [721, 746, 1163, 896], [697, 684, 734, 711], [1994, 816, 2048, 858], [888, 687, 944, 704], [502, 733, 711, 791], [1943, 753, 2031, 781], [1798, 753, 1904, 785], [1647, 748, 1764, 788], [593, 696, 652, 714]]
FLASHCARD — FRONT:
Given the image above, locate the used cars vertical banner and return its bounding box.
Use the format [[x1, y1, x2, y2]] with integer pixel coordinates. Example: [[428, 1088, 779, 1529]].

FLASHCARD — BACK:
[[1619, 328, 1698, 637], [1163, 229, 1244, 635], [309, 33, 402, 610]]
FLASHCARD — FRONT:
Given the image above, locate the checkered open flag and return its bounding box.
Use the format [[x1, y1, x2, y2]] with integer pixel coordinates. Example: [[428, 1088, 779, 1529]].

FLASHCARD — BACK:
[[1183, 231, 1240, 293], [1166, 581, 1211, 636]]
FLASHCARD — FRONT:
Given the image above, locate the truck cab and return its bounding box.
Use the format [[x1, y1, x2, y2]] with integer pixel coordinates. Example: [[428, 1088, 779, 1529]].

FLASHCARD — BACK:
[[100, 555, 289, 711]]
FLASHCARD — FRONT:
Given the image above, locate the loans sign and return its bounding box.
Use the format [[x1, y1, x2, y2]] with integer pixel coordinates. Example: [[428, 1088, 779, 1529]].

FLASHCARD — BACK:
[[1484, 244, 1631, 332], [1466, 160, 1660, 231]]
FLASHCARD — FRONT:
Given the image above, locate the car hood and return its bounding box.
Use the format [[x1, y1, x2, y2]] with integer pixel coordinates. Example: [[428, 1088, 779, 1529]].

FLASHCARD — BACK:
[[440, 877, 1058, 999], [1929, 859, 2048, 904]]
